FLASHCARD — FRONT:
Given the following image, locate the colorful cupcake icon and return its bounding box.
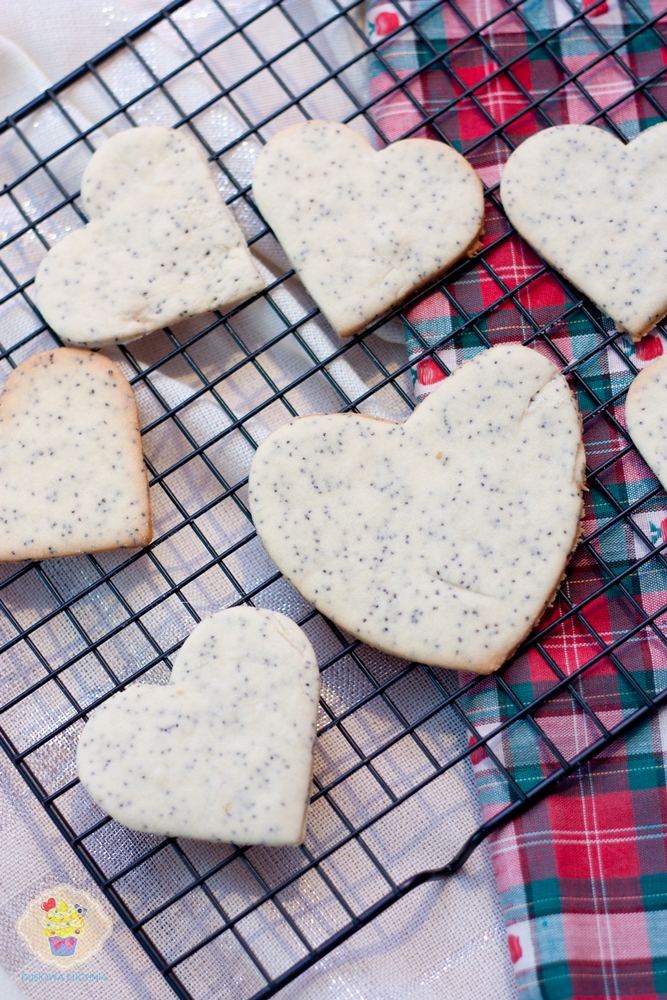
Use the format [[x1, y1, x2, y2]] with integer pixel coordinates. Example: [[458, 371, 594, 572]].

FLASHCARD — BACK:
[[40, 897, 85, 957]]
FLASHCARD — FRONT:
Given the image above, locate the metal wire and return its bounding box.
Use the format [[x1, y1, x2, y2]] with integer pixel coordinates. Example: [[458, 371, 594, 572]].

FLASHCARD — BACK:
[[1, 0, 667, 997]]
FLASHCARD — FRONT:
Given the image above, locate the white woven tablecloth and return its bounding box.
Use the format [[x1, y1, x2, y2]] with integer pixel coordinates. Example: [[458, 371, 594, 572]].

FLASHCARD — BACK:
[[0, 2, 517, 998]]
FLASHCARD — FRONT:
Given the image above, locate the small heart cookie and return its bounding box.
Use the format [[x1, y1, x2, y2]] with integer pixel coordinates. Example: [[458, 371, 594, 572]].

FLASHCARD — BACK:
[[77, 607, 320, 845], [252, 120, 484, 338], [35, 127, 264, 347], [501, 123, 667, 340], [249, 345, 585, 674], [625, 353, 667, 487], [0, 348, 151, 560]]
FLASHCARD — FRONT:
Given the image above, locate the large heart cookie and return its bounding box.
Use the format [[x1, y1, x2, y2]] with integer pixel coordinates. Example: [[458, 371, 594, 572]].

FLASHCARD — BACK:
[[77, 607, 320, 845], [625, 354, 667, 486], [249, 345, 585, 673], [35, 127, 264, 347], [501, 123, 667, 340], [0, 348, 151, 560], [252, 120, 484, 338]]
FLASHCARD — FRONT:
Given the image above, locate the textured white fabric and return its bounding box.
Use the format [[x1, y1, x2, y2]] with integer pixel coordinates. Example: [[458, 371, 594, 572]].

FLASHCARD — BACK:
[[0, 3, 518, 1000], [0, 966, 29, 1000]]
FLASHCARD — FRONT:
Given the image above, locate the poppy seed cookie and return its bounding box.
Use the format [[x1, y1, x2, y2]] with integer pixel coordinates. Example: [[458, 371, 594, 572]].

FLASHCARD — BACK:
[[77, 607, 320, 845], [625, 353, 667, 486], [249, 345, 585, 674], [501, 123, 667, 341], [252, 120, 484, 337], [35, 127, 264, 347], [0, 347, 152, 560]]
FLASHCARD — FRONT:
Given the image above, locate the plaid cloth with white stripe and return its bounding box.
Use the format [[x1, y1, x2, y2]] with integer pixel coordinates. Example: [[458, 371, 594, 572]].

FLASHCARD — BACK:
[[366, 0, 667, 995]]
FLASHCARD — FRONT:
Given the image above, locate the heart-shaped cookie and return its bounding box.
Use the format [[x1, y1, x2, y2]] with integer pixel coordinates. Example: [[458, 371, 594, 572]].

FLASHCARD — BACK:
[[249, 345, 585, 674], [252, 120, 484, 338], [77, 607, 320, 845], [35, 127, 265, 347], [501, 123, 667, 340], [625, 353, 667, 487], [0, 348, 151, 560]]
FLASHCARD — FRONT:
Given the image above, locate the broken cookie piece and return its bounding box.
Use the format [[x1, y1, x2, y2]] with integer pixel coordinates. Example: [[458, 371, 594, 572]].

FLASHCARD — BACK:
[[0, 347, 152, 560], [35, 126, 264, 347], [252, 120, 484, 337], [77, 607, 320, 845]]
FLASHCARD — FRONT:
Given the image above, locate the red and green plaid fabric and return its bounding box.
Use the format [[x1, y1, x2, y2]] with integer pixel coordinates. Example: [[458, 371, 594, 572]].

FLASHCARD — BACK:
[[366, 0, 667, 997]]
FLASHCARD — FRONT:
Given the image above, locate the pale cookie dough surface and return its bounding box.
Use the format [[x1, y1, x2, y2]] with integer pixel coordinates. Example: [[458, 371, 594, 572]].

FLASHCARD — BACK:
[[77, 607, 320, 845], [249, 345, 585, 674], [0, 348, 152, 561], [625, 354, 667, 486], [501, 123, 667, 341], [252, 120, 484, 338], [35, 127, 264, 347]]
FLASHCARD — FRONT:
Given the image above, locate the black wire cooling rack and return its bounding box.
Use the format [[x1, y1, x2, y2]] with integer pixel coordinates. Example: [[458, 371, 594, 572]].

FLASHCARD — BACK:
[[2, 0, 667, 997]]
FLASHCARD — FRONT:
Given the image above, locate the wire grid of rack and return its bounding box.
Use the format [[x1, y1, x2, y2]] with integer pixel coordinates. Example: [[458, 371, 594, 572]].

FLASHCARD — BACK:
[[2, 0, 667, 997]]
